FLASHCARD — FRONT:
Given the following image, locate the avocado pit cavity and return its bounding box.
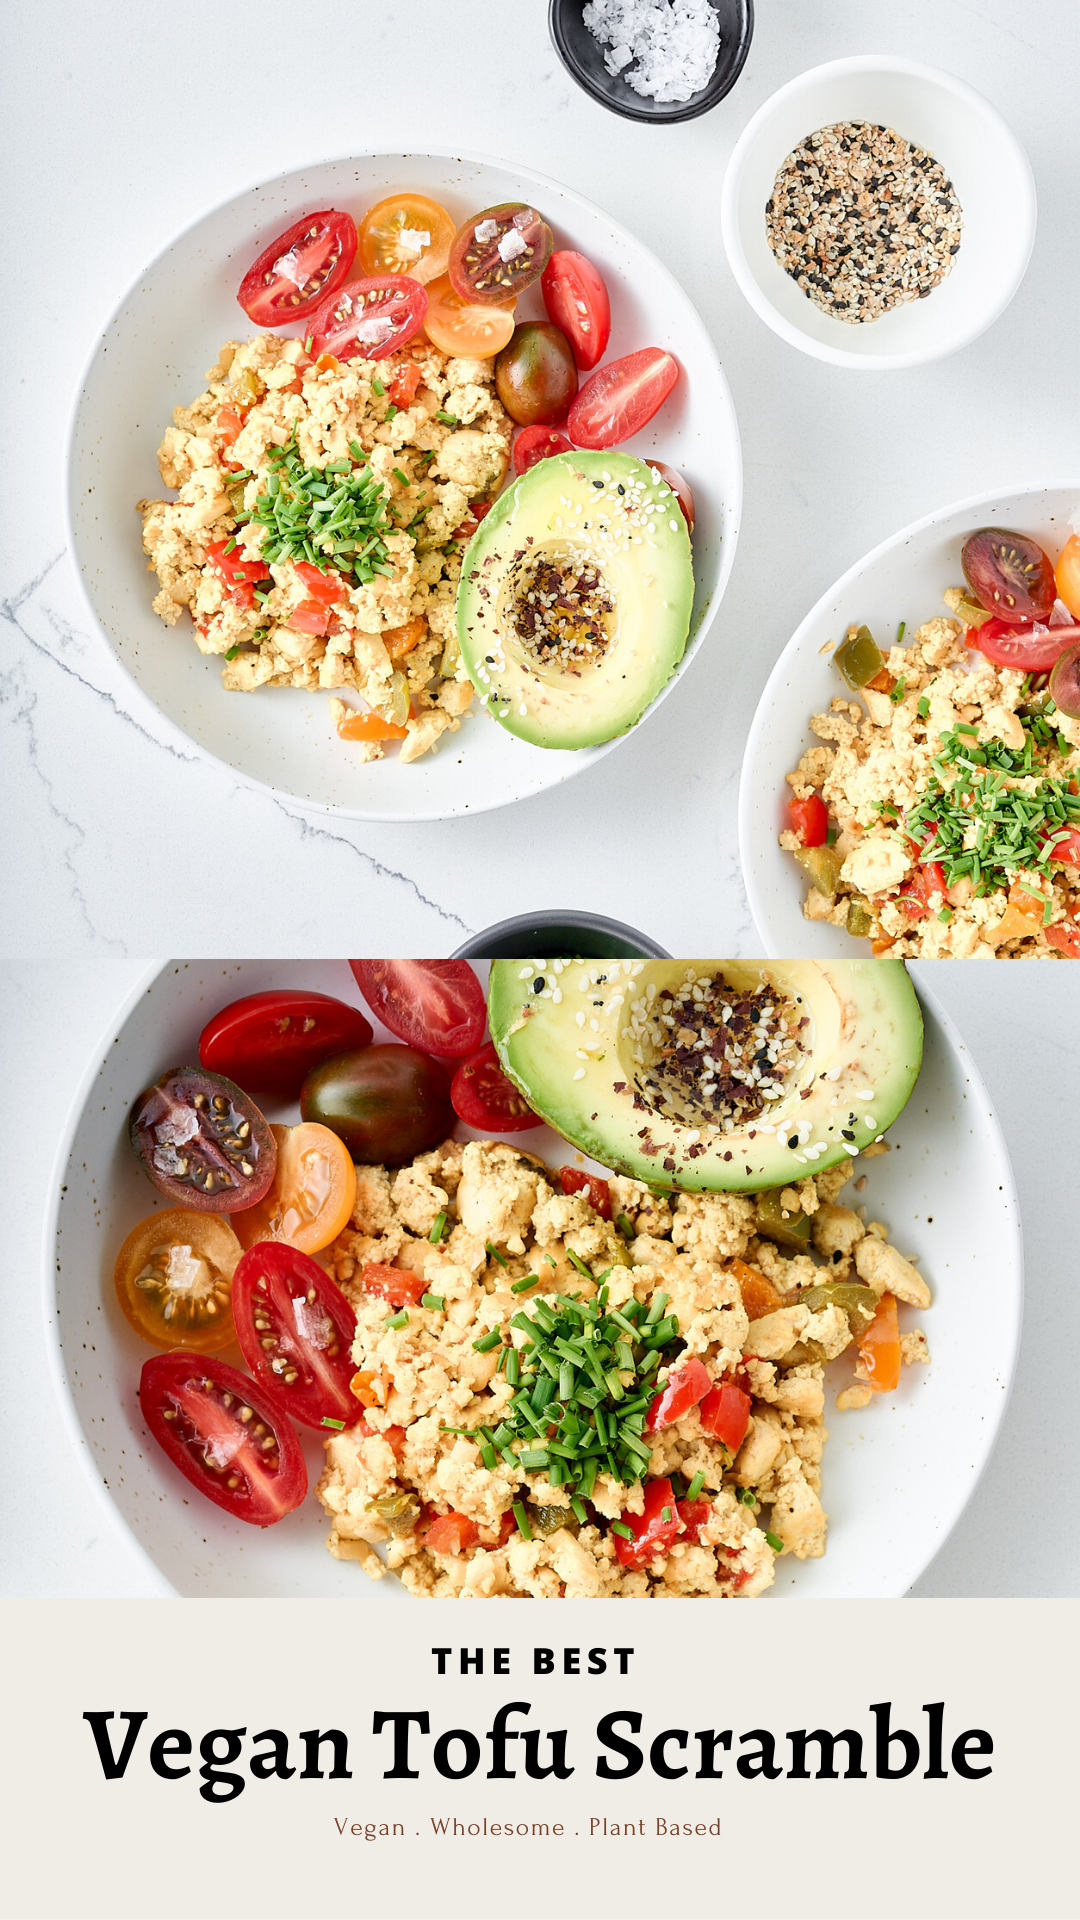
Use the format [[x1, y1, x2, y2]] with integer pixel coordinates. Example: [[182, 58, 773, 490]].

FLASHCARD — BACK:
[[509, 546, 615, 673], [626, 969, 809, 1136]]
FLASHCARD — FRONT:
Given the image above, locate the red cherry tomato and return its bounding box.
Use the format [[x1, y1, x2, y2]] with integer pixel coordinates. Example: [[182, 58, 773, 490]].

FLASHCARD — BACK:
[[962, 527, 1057, 625], [788, 794, 828, 847], [360, 1263, 427, 1310], [309, 275, 428, 362], [422, 1512, 480, 1555], [645, 1356, 712, 1433], [512, 426, 574, 476], [541, 250, 611, 371], [199, 989, 373, 1101], [139, 1351, 307, 1526], [647, 460, 695, 531], [1045, 922, 1080, 956], [558, 1166, 612, 1218], [613, 1477, 682, 1568], [237, 210, 357, 326], [232, 1242, 360, 1429], [348, 959, 486, 1057], [698, 1380, 752, 1452], [129, 1067, 277, 1213], [451, 1043, 540, 1132], [567, 348, 679, 450], [967, 617, 1080, 671]]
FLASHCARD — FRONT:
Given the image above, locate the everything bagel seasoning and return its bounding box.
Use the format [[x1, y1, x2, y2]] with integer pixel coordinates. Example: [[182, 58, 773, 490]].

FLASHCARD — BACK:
[[765, 122, 963, 324]]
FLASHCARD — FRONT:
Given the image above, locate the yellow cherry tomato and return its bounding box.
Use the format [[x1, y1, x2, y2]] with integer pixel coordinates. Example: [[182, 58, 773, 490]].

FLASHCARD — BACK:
[[114, 1209, 241, 1352], [232, 1122, 356, 1254], [357, 193, 456, 285]]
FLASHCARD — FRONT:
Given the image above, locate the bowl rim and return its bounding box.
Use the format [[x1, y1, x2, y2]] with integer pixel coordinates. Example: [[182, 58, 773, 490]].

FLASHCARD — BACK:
[[63, 145, 742, 824], [738, 475, 1080, 955], [548, 0, 755, 125], [719, 52, 1037, 371], [40, 957, 1024, 1599], [452, 910, 671, 957]]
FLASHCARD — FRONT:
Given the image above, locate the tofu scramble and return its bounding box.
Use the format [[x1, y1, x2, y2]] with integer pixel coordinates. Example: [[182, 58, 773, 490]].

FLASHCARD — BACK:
[[783, 610, 1080, 957], [316, 1136, 931, 1599], [138, 333, 512, 764]]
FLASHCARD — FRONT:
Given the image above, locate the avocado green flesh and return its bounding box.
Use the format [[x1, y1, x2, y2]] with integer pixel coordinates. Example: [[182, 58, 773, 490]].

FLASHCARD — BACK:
[[488, 958, 923, 1194], [456, 450, 694, 751]]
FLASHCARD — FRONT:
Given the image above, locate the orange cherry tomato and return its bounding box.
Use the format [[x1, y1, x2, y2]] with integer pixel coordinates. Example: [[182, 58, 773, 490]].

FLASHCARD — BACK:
[[232, 1122, 356, 1255], [858, 1291, 902, 1393], [422, 273, 516, 358], [357, 193, 456, 286], [113, 1209, 242, 1352], [334, 708, 410, 742], [1056, 534, 1080, 619]]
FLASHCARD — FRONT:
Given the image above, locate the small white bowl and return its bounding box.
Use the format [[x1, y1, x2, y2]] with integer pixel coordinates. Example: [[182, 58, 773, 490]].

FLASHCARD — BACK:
[[720, 55, 1036, 371]]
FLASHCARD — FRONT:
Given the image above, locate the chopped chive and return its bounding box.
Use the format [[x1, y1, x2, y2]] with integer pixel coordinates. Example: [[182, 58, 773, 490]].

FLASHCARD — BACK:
[[686, 1471, 705, 1502], [420, 1292, 446, 1311], [738, 1486, 756, 1506], [610, 1521, 634, 1542], [473, 1329, 503, 1353], [896, 620, 906, 643], [435, 410, 458, 424], [505, 1349, 520, 1386], [566, 1249, 592, 1277], [485, 1242, 509, 1268], [616, 1212, 635, 1240], [372, 377, 385, 396], [570, 1495, 587, 1525], [889, 676, 907, 704], [428, 1211, 448, 1243], [384, 404, 398, 421], [223, 646, 239, 661], [392, 468, 409, 486], [480, 1443, 497, 1472], [661, 1506, 672, 1523], [917, 696, 930, 719], [520, 1449, 549, 1470], [543, 1254, 556, 1268], [383, 1309, 409, 1330], [765, 1530, 784, 1553], [513, 1501, 532, 1540], [320, 1416, 346, 1430]]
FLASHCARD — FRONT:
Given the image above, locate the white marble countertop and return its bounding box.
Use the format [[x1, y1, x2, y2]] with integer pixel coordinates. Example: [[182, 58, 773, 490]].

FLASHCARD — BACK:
[[2, 0, 1078, 953], [2, 957, 1077, 1598]]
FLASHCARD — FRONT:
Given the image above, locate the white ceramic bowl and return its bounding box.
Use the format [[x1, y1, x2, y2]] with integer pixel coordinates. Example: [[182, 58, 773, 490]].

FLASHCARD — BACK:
[[65, 151, 741, 822], [720, 56, 1036, 371], [739, 482, 1080, 955], [43, 958, 1021, 1599]]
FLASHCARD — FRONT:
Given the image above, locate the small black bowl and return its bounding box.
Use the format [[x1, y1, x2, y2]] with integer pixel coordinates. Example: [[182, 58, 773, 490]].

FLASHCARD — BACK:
[[452, 911, 669, 960], [549, 0, 753, 124]]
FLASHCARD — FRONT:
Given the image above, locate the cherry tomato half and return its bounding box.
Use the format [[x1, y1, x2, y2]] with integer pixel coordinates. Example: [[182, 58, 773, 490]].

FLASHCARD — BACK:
[[558, 1166, 612, 1218], [139, 1351, 307, 1525], [613, 1476, 682, 1569], [199, 989, 373, 1101], [237, 210, 357, 326], [495, 323, 578, 427], [648, 460, 695, 531], [301, 1045, 454, 1165], [450, 1043, 540, 1132], [966, 617, 1080, 671], [512, 425, 573, 477], [541, 250, 611, 371], [357, 192, 456, 286], [788, 794, 828, 847], [962, 528, 1057, 625], [1049, 640, 1080, 720], [422, 273, 516, 357], [129, 1068, 277, 1213], [448, 203, 554, 306], [567, 348, 679, 450], [1056, 534, 1080, 619], [349, 959, 486, 1057], [645, 1356, 712, 1433], [232, 1122, 357, 1255], [309, 274, 428, 362], [114, 1209, 242, 1353], [232, 1242, 360, 1428]]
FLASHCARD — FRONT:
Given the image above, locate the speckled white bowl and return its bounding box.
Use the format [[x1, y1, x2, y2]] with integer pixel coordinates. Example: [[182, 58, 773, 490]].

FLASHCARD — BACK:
[[720, 56, 1036, 371], [65, 151, 741, 821], [43, 959, 1021, 1598]]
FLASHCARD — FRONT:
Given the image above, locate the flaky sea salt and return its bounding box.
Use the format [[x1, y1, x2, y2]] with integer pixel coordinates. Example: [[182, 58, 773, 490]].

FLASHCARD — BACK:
[[582, 0, 720, 103]]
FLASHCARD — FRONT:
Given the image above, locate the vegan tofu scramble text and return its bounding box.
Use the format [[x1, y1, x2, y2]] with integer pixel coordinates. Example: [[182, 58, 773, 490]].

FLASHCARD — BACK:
[[138, 334, 512, 763], [784, 612, 1080, 956], [317, 1137, 931, 1599]]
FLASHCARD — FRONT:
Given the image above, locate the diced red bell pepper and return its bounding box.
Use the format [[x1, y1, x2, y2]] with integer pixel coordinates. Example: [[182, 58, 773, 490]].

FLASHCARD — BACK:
[[1040, 824, 1080, 867], [388, 362, 423, 408], [698, 1379, 752, 1453], [294, 561, 350, 606], [612, 1477, 682, 1569], [558, 1166, 612, 1218], [355, 1417, 407, 1457], [645, 1356, 712, 1433], [788, 794, 828, 847], [360, 1263, 426, 1309], [422, 1512, 479, 1556], [897, 860, 948, 919], [206, 537, 270, 609], [675, 1497, 712, 1543], [1045, 921, 1080, 956]]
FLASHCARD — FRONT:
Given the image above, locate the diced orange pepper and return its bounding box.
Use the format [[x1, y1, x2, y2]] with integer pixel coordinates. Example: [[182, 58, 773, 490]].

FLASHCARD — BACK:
[[381, 616, 427, 664], [350, 1365, 390, 1408], [857, 1291, 901, 1393], [335, 709, 410, 742], [315, 352, 341, 374], [728, 1257, 785, 1321], [866, 668, 896, 694], [1007, 879, 1047, 922], [872, 936, 896, 956]]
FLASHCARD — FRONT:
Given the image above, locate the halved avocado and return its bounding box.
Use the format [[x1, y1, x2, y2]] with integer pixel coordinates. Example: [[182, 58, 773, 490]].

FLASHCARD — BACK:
[[488, 958, 923, 1193], [456, 450, 694, 749]]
